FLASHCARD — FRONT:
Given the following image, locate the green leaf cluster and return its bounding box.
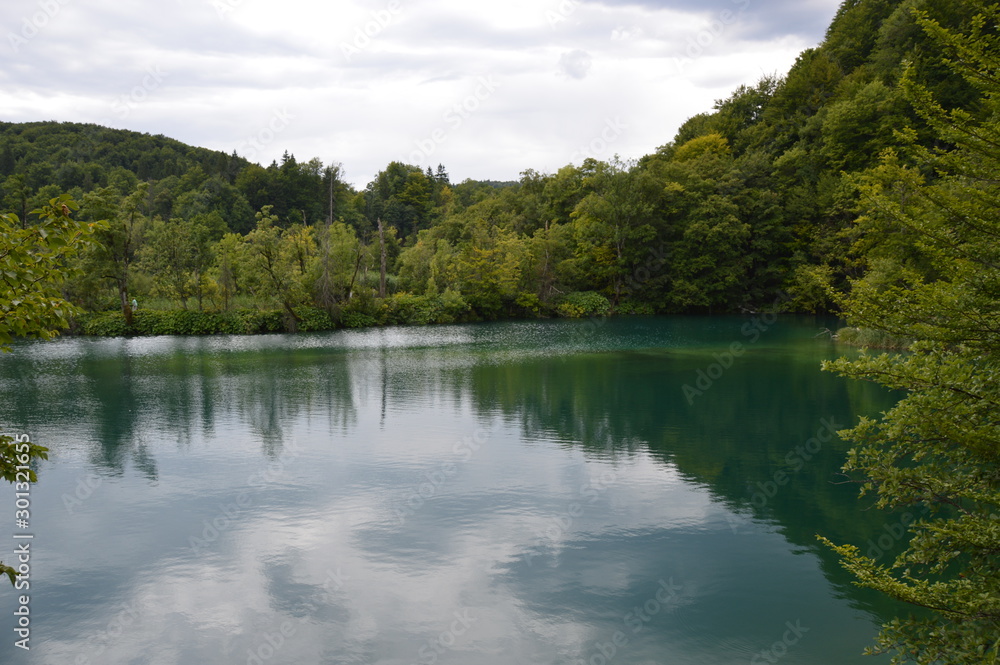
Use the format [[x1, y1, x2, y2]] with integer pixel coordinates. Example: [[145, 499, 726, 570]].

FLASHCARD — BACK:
[[0, 194, 102, 349]]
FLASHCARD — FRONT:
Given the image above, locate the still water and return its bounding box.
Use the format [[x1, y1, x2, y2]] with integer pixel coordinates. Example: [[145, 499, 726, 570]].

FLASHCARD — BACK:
[[0, 316, 907, 664]]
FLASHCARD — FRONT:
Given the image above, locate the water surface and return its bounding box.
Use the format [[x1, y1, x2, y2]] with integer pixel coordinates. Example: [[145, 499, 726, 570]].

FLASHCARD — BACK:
[[0, 317, 905, 664]]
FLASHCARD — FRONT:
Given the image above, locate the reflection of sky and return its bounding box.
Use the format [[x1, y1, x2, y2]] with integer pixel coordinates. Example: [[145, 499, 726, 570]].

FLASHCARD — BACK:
[[0, 320, 883, 664]]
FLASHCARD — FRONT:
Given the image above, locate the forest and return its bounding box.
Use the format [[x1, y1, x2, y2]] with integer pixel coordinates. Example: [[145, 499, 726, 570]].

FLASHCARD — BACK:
[[0, 0, 989, 336]]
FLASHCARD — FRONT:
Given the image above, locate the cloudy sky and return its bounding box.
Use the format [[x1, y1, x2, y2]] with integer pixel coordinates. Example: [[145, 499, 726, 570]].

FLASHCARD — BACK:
[[2, 0, 842, 188]]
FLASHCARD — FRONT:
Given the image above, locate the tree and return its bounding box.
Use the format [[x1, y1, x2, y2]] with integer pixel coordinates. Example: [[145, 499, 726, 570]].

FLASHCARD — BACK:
[[1, 194, 101, 585], [82, 183, 149, 324], [451, 223, 529, 317], [139, 212, 223, 310], [214, 232, 245, 310], [312, 221, 363, 312], [242, 206, 313, 326], [819, 8, 1000, 663], [568, 160, 658, 304]]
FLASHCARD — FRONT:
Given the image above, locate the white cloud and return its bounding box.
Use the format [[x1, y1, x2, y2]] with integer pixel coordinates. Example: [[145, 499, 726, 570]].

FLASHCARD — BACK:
[[0, 0, 843, 188]]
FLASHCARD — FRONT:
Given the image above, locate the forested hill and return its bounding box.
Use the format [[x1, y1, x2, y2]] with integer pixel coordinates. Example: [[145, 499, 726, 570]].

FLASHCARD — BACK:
[[0, 0, 990, 331]]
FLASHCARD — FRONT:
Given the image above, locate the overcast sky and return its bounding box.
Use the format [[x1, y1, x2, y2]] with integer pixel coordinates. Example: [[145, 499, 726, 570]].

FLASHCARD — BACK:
[[2, 0, 842, 188]]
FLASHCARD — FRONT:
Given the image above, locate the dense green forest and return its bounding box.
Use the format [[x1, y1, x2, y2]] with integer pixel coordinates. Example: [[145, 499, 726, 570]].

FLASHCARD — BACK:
[[0, 0, 989, 335]]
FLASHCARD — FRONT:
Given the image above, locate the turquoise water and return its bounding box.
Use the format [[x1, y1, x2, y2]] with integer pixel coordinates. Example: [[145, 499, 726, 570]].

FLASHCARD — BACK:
[[0, 317, 905, 664]]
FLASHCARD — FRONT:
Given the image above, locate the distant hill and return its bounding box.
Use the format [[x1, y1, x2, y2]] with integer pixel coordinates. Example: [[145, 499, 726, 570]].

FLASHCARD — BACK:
[[1, 121, 265, 233], [0, 121, 249, 185]]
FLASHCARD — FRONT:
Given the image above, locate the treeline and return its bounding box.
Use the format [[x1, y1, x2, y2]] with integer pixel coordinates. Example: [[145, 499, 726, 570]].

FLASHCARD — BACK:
[[0, 0, 989, 334]]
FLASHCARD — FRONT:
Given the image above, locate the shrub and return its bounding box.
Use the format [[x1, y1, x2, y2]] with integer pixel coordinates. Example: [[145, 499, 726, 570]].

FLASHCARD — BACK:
[[435, 288, 471, 324], [556, 291, 611, 318], [617, 301, 656, 316], [235, 309, 284, 334], [292, 307, 335, 332], [341, 312, 378, 329], [514, 292, 543, 317], [79, 311, 130, 337], [385, 293, 435, 326]]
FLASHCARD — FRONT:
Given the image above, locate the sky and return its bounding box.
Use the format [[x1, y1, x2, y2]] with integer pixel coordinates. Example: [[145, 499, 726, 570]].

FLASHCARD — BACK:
[[1, 0, 844, 188]]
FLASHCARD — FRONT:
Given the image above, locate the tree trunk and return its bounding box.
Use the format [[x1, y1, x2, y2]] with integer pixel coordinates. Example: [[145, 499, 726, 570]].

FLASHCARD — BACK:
[[378, 218, 387, 299], [120, 282, 133, 326], [328, 172, 335, 226], [347, 246, 363, 300]]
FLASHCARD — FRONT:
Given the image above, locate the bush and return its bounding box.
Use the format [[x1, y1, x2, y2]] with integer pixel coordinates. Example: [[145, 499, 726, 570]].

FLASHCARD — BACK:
[[374, 291, 473, 326], [77, 308, 295, 337], [435, 288, 471, 324], [235, 309, 284, 334], [514, 292, 543, 317], [292, 307, 335, 332], [616, 300, 656, 316], [384, 293, 435, 325], [132, 310, 228, 335], [340, 312, 377, 329], [79, 311, 130, 337], [556, 291, 611, 318]]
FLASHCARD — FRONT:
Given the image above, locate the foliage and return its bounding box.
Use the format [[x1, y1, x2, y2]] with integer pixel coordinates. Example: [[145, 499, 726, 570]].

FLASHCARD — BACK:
[[786, 264, 836, 313], [819, 7, 1000, 662], [0, 194, 102, 348], [80, 184, 149, 323], [292, 306, 335, 332], [616, 300, 656, 316], [78, 307, 310, 336], [340, 311, 377, 329], [555, 291, 611, 319]]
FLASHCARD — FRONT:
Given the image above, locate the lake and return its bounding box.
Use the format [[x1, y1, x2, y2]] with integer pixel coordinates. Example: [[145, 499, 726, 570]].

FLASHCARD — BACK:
[[0, 316, 907, 664]]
